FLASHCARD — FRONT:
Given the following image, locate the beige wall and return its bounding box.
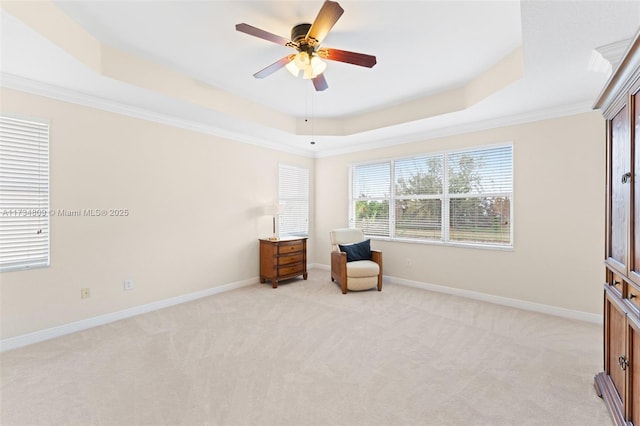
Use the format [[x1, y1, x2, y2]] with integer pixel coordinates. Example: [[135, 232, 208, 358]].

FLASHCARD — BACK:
[[0, 88, 314, 339], [0, 86, 606, 341], [314, 112, 605, 315]]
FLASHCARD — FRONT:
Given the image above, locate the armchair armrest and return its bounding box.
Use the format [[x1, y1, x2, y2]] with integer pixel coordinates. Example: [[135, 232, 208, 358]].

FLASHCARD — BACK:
[[371, 249, 382, 265], [371, 250, 383, 291], [330, 250, 348, 294]]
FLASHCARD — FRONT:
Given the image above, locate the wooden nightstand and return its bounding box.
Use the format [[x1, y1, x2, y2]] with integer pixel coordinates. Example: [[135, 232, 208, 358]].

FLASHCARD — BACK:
[[259, 237, 307, 288]]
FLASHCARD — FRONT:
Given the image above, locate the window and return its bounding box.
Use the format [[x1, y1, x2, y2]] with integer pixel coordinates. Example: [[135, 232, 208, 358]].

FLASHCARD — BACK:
[[0, 115, 50, 271], [350, 144, 513, 247], [278, 164, 309, 237], [351, 162, 390, 237]]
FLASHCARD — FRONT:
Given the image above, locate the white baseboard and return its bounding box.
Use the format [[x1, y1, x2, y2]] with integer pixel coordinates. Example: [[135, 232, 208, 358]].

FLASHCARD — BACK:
[[309, 263, 329, 271], [1, 268, 603, 352], [312, 263, 601, 323], [0, 277, 258, 352], [385, 275, 603, 324]]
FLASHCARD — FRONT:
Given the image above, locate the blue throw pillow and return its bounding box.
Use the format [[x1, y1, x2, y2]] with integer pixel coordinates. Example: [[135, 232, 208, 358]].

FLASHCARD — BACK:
[[339, 239, 372, 262]]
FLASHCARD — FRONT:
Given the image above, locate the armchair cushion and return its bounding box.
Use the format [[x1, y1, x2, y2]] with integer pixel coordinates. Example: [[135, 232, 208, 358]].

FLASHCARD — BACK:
[[347, 260, 380, 278], [338, 239, 371, 262]]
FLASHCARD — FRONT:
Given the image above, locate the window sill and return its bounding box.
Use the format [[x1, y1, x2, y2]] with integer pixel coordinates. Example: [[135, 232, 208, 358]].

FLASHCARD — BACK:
[[367, 236, 514, 252]]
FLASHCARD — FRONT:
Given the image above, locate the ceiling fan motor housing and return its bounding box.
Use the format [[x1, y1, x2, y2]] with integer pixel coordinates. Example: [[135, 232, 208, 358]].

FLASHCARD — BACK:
[[291, 23, 316, 55], [291, 23, 311, 43]]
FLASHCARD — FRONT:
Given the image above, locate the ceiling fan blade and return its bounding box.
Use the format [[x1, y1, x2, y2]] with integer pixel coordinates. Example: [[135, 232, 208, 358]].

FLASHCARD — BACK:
[[253, 55, 294, 79], [312, 74, 328, 91], [306, 1, 344, 46], [318, 48, 377, 68], [236, 23, 291, 47]]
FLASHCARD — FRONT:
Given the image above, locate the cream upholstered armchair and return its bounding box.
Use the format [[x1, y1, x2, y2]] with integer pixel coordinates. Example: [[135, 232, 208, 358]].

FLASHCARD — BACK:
[[330, 228, 382, 294]]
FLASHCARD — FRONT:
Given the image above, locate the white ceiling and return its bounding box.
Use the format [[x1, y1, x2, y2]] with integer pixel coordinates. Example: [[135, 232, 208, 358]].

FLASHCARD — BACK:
[[1, 1, 639, 157]]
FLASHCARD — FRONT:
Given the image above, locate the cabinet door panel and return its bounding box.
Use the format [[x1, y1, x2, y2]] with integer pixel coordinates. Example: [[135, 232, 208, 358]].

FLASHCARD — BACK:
[[629, 315, 640, 425], [611, 105, 630, 267], [606, 292, 627, 404]]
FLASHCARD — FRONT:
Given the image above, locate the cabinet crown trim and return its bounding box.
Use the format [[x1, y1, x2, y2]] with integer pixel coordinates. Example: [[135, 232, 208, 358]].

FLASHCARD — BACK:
[[595, 28, 640, 114]]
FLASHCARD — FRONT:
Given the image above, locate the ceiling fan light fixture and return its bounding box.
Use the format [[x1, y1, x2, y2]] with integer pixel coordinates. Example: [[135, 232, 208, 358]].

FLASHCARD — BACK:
[[285, 60, 300, 77], [311, 55, 326, 75], [302, 67, 316, 80], [294, 51, 310, 69], [290, 51, 326, 79]]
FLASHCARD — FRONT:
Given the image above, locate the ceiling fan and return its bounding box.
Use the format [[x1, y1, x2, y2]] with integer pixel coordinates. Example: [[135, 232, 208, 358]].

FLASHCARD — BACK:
[[235, 0, 376, 91]]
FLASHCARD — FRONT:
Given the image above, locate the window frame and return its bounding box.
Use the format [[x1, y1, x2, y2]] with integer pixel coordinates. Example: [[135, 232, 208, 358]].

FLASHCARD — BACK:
[[349, 143, 513, 249]]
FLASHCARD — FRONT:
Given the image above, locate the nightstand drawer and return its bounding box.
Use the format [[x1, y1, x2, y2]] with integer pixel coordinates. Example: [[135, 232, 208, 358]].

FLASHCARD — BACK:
[[278, 264, 303, 277], [278, 253, 303, 266], [278, 241, 303, 254]]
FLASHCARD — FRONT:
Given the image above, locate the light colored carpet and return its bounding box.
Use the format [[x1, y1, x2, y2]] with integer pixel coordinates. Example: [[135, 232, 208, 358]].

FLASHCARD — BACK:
[[1, 269, 612, 426]]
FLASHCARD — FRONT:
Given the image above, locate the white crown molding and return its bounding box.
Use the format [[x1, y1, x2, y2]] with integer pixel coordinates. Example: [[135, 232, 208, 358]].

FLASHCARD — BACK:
[[0, 73, 315, 158], [596, 38, 632, 70], [2, 73, 595, 160], [315, 100, 595, 158], [0, 276, 258, 352]]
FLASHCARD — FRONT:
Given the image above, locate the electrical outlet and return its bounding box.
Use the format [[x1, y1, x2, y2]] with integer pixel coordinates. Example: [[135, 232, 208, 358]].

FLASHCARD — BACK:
[[81, 288, 90, 299], [124, 279, 134, 291]]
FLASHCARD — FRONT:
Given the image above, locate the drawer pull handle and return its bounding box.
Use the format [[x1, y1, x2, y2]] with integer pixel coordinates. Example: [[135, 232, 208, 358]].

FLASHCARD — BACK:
[[630, 293, 637, 299], [622, 172, 632, 184], [618, 355, 629, 371]]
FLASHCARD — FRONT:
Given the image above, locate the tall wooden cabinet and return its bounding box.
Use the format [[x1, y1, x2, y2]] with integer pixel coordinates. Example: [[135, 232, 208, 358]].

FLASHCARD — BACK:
[[594, 31, 640, 426]]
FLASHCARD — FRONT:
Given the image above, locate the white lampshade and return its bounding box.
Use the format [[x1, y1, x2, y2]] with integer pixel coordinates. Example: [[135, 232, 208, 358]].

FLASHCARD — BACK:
[[286, 60, 300, 77], [262, 203, 285, 216], [294, 51, 310, 69], [302, 67, 315, 79], [311, 55, 326, 75]]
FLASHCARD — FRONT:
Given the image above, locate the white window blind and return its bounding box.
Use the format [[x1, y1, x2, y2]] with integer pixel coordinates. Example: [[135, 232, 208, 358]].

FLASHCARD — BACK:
[[278, 164, 309, 237], [447, 145, 512, 244], [394, 154, 443, 240], [350, 144, 513, 248], [0, 116, 50, 272], [351, 162, 390, 237]]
